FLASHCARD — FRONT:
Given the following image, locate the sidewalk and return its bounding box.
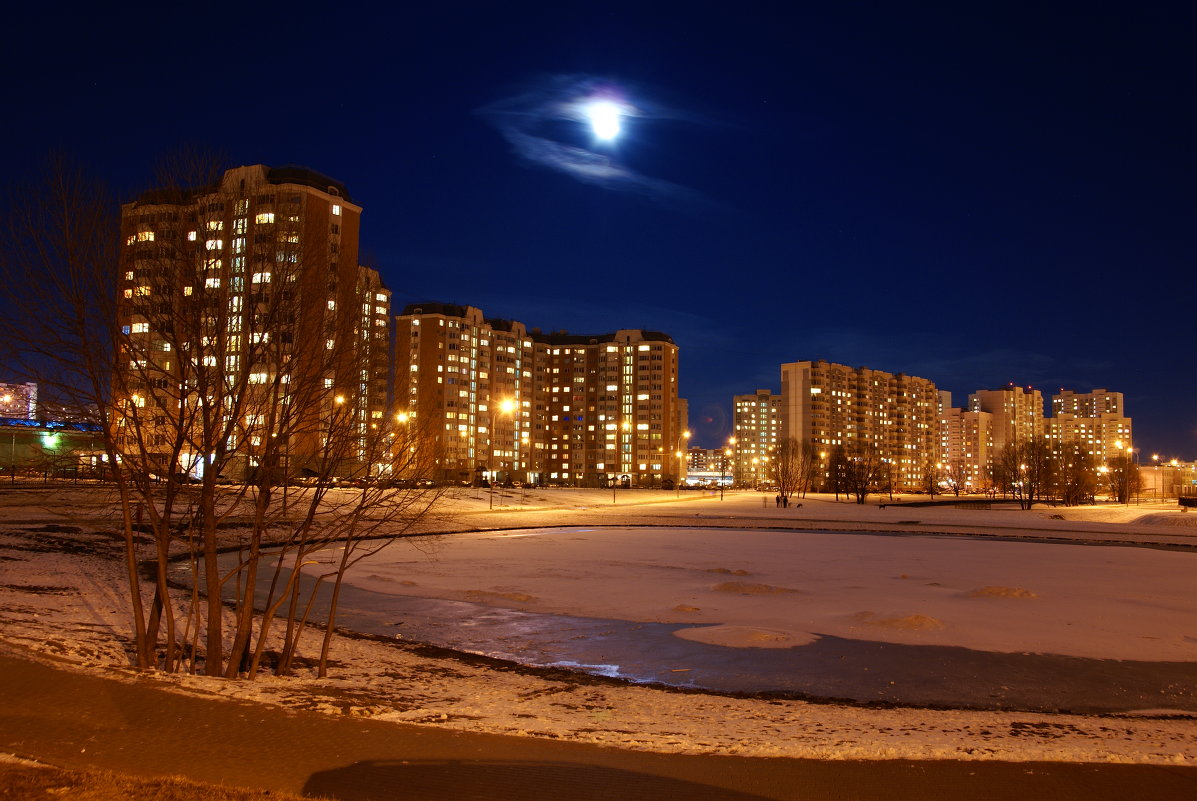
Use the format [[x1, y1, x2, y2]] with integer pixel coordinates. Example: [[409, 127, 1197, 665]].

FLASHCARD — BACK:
[[2, 650, 1194, 801]]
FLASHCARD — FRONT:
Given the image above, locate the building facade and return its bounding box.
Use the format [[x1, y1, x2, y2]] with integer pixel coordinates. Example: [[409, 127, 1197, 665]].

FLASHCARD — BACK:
[[394, 303, 682, 487], [732, 389, 782, 487], [780, 360, 940, 489], [116, 165, 390, 480], [967, 386, 1045, 453], [0, 383, 37, 420], [1046, 388, 1133, 463], [938, 406, 995, 491]]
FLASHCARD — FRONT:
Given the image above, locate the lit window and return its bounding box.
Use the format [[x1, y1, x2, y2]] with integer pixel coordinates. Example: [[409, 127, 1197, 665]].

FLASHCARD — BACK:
[[205, 239, 223, 251], [255, 212, 275, 224], [331, 204, 342, 216], [326, 339, 335, 349], [251, 272, 271, 284], [205, 277, 220, 288], [327, 300, 336, 311], [187, 231, 197, 241]]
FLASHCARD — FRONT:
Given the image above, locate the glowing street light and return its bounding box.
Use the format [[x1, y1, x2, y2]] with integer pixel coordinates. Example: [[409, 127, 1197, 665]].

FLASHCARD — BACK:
[[490, 398, 517, 509]]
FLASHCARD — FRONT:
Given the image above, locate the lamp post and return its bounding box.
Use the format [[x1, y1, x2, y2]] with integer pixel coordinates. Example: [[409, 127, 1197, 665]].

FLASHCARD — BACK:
[[720, 445, 732, 500], [490, 398, 515, 510], [676, 429, 690, 494], [722, 438, 732, 488]]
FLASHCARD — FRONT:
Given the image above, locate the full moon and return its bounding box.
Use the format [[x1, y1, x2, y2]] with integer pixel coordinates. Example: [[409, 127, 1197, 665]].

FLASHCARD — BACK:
[[585, 100, 623, 141]]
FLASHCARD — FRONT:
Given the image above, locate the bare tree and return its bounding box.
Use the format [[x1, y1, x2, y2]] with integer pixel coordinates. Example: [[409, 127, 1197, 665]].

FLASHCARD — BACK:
[[827, 444, 849, 501], [995, 437, 1054, 510], [841, 442, 885, 505], [1056, 441, 1097, 506], [922, 459, 942, 498], [1104, 452, 1141, 504], [2, 160, 447, 679], [768, 438, 804, 504], [944, 460, 970, 497]]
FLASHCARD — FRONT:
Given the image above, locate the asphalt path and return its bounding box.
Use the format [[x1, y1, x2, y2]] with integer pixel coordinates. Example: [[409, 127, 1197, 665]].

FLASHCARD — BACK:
[[1, 651, 1195, 800]]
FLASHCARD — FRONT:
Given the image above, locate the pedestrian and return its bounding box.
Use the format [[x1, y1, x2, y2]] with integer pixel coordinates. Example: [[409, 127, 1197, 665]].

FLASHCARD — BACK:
[[775, 494, 781, 507]]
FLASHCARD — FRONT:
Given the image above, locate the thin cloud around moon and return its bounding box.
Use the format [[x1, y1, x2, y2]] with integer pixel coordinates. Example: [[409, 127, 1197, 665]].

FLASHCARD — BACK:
[[477, 74, 705, 207]]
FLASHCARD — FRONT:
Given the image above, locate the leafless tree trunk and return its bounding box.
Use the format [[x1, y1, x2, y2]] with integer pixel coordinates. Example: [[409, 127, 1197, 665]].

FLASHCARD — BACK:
[[842, 442, 884, 504], [1056, 441, 1097, 506], [995, 437, 1054, 510], [3, 159, 448, 679], [1104, 453, 1140, 504], [767, 438, 803, 504]]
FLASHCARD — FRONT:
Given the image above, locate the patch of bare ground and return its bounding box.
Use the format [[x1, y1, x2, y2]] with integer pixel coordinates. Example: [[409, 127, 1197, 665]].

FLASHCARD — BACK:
[[0, 761, 321, 801]]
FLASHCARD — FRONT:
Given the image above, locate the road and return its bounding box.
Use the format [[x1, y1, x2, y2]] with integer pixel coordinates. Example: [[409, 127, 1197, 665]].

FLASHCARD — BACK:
[[1, 651, 1194, 800]]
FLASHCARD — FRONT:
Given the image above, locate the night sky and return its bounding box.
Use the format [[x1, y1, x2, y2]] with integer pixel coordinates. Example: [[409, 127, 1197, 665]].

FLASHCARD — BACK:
[[3, 2, 1193, 455]]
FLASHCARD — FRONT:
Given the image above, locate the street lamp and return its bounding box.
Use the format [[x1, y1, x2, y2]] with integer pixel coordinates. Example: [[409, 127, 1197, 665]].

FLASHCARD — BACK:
[[728, 436, 738, 487], [676, 429, 691, 493], [490, 398, 515, 510]]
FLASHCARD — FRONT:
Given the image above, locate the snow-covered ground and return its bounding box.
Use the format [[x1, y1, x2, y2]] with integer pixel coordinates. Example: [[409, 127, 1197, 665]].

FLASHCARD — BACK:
[[1, 486, 1195, 765], [339, 525, 1197, 662]]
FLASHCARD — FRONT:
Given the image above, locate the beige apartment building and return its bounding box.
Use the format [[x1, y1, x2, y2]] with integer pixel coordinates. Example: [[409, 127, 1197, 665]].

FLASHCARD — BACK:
[[116, 165, 390, 480], [780, 360, 940, 489], [939, 405, 995, 490], [1046, 388, 1133, 462], [394, 303, 682, 487], [967, 386, 1045, 453], [732, 389, 782, 487]]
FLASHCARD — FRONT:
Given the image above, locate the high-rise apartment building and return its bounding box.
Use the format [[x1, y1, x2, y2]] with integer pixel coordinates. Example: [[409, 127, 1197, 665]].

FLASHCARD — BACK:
[[394, 303, 681, 487], [117, 165, 390, 479], [939, 406, 995, 490], [780, 360, 939, 488], [967, 386, 1045, 453], [1046, 388, 1132, 462], [732, 389, 782, 486]]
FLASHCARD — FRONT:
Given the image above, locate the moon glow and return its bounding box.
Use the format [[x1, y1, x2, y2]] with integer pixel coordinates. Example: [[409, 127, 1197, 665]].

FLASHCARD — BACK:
[[585, 100, 623, 141]]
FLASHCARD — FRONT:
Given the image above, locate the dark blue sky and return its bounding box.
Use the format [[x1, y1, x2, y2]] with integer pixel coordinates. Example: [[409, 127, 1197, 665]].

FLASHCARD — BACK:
[[4, 2, 1193, 455]]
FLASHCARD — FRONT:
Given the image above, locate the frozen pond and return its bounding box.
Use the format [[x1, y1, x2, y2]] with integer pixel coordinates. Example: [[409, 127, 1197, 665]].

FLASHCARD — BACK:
[[242, 526, 1197, 714]]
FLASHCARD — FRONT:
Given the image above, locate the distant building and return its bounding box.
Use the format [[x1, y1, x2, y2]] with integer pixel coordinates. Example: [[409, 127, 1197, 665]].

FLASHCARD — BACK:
[[394, 303, 682, 487], [780, 360, 940, 489], [939, 405, 995, 490], [0, 382, 37, 420], [686, 446, 732, 486], [1046, 388, 1133, 463], [732, 389, 782, 486], [968, 386, 1045, 453], [1138, 459, 1196, 500]]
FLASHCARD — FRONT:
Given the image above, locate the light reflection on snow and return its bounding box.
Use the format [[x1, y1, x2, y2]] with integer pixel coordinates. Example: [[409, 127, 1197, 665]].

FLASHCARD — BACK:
[[546, 660, 628, 679]]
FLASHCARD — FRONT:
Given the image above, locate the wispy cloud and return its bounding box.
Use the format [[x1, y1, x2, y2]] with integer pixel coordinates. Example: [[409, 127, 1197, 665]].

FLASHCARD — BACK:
[[477, 74, 707, 209]]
